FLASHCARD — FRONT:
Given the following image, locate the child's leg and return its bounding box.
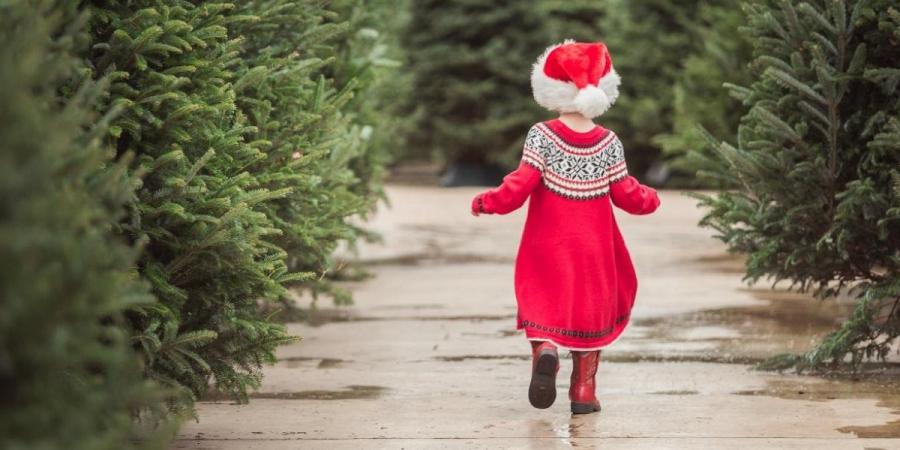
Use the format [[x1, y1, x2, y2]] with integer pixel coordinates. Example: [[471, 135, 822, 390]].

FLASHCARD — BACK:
[[569, 350, 602, 414]]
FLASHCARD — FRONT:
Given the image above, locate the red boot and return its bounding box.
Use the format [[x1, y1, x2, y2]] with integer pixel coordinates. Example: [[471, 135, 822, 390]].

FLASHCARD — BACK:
[[528, 341, 559, 409], [569, 351, 601, 414]]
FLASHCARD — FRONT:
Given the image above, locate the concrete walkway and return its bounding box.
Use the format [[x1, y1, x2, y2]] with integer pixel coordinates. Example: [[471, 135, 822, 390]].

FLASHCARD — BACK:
[[174, 186, 900, 449]]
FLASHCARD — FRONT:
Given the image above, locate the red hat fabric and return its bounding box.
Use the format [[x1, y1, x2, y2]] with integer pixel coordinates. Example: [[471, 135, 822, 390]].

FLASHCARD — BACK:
[[531, 40, 621, 118]]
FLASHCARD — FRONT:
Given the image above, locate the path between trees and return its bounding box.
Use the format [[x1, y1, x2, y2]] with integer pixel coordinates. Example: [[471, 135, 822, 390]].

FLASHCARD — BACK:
[[173, 186, 900, 449]]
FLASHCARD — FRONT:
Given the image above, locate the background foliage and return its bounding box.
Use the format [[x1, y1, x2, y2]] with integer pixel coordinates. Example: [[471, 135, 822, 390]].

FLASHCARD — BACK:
[[398, 0, 753, 185], [402, 0, 549, 169]]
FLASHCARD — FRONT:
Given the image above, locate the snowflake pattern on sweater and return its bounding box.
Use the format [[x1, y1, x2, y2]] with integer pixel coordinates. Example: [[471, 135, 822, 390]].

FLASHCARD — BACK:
[[521, 122, 628, 200]]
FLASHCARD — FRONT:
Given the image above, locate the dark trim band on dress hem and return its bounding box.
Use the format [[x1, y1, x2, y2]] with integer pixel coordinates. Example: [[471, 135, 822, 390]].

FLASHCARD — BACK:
[[520, 314, 629, 340]]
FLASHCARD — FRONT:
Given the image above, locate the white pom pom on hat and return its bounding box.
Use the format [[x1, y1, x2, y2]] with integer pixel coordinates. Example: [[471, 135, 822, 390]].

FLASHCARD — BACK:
[[531, 40, 621, 119]]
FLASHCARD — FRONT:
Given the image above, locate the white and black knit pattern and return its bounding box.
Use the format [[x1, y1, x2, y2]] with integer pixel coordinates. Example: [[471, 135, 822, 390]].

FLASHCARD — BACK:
[[521, 123, 628, 200]]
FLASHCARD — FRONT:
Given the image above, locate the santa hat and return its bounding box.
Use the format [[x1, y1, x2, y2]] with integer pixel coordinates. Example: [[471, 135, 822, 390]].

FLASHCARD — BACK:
[[531, 40, 621, 119]]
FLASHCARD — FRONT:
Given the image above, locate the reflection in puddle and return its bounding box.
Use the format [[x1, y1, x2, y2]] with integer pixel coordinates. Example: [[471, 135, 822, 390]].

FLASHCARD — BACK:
[[553, 421, 573, 446], [527, 417, 587, 448]]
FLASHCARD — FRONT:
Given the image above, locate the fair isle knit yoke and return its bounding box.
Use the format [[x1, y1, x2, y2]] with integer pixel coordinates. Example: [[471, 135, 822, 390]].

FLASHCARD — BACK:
[[521, 122, 627, 200]]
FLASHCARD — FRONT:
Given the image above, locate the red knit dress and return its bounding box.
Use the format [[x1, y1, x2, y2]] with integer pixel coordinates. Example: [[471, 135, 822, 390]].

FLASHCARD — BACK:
[[472, 119, 660, 350]]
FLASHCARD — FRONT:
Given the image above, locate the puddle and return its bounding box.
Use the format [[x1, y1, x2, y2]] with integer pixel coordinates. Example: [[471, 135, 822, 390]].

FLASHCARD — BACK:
[[317, 358, 343, 369], [434, 354, 531, 362], [528, 417, 588, 447], [633, 288, 851, 360], [606, 353, 764, 364], [433, 353, 764, 365], [651, 390, 699, 395], [362, 251, 513, 267], [731, 372, 900, 438], [273, 306, 360, 326], [277, 306, 516, 326], [211, 385, 388, 401], [277, 356, 348, 369], [461, 328, 524, 338], [692, 252, 748, 274], [839, 420, 900, 438], [372, 304, 446, 311]]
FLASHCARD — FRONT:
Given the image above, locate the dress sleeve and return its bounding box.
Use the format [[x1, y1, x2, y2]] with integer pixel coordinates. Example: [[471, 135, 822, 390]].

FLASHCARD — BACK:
[[471, 127, 545, 215], [606, 138, 660, 215]]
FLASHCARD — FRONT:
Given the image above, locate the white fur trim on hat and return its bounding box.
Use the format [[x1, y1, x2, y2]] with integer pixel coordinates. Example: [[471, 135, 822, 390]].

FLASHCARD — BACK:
[[530, 41, 622, 119]]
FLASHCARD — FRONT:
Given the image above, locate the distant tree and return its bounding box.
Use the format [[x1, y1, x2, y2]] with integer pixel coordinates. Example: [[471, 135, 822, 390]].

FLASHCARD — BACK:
[[599, 0, 754, 184], [539, 0, 606, 43], [402, 0, 549, 172], [695, 0, 900, 370], [601, 0, 703, 179], [653, 4, 753, 187]]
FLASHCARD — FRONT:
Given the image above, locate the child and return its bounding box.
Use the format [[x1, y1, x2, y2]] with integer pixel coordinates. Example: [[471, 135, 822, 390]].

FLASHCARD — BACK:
[[470, 41, 660, 414]]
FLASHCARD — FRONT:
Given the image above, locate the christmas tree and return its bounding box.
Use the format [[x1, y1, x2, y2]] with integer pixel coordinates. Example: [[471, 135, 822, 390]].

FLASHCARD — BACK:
[[228, 0, 394, 304], [401, 0, 549, 174], [85, 1, 298, 404], [539, 0, 606, 43], [80, 0, 395, 406], [0, 1, 171, 448], [695, 0, 900, 369]]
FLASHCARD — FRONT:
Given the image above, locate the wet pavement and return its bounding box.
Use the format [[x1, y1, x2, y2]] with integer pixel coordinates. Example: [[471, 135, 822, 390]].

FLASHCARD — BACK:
[[173, 186, 900, 449]]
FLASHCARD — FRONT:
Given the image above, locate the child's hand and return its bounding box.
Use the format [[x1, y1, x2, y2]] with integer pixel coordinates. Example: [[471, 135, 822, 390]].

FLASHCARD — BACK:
[[471, 193, 484, 216]]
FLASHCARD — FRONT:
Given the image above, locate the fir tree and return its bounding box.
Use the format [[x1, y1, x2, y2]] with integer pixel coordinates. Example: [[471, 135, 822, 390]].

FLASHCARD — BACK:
[[228, 0, 392, 304], [0, 1, 172, 448], [695, 0, 900, 370], [82, 1, 393, 406], [85, 1, 296, 403], [402, 0, 550, 169]]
